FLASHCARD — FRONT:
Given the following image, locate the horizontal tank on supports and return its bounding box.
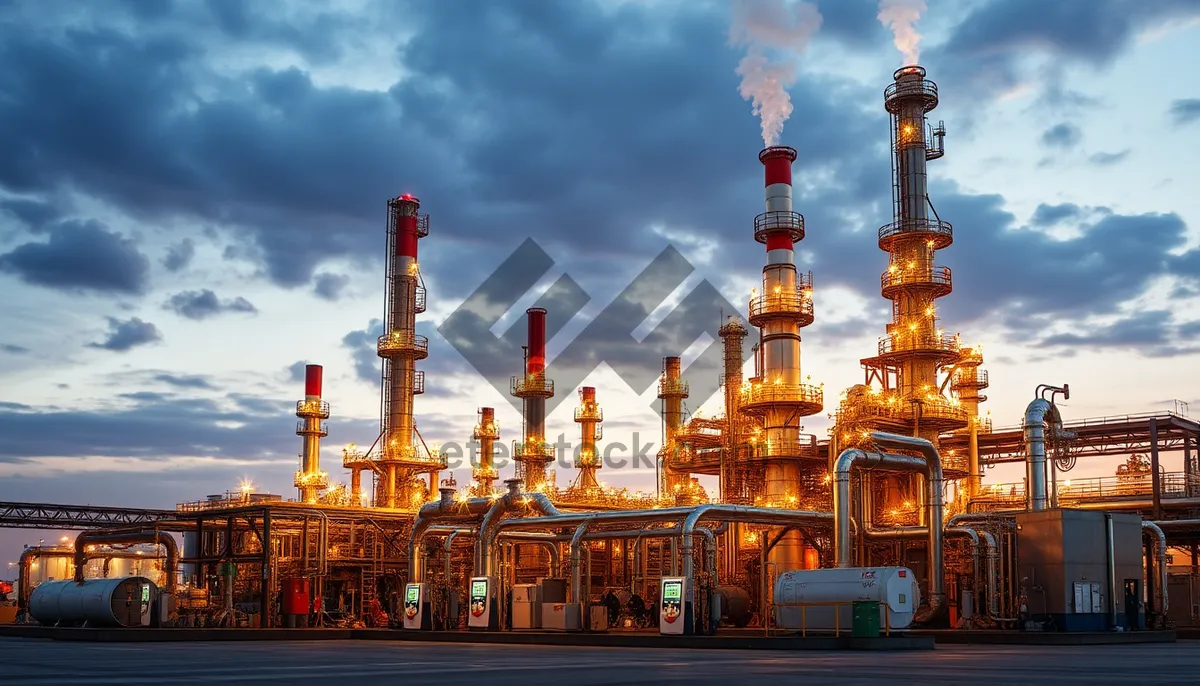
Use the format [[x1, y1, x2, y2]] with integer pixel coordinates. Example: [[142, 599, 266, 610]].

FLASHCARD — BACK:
[[29, 577, 156, 628], [774, 567, 919, 631]]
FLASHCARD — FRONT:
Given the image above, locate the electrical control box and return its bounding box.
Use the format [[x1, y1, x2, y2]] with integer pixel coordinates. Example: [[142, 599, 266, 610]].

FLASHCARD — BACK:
[[659, 576, 693, 635], [467, 576, 498, 631], [402, 582, 432, 630]]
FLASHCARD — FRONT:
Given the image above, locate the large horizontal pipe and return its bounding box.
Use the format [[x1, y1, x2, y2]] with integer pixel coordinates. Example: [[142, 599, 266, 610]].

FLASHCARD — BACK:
[[74, 530, 178, 594]]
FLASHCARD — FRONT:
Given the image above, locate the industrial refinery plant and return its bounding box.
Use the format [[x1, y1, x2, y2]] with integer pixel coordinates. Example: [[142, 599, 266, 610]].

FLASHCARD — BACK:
[[6, 65, 1200, 641]]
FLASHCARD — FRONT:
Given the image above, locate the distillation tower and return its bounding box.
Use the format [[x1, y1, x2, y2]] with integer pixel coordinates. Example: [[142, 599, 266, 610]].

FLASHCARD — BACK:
[[372, 194, 442, 508], [294, 364, 330, 504], [571, 387, 604, 492], [470, 407, 499, 496], [657, 357, 690, 500], [512, 307, 555, 491], [718, 316, 750, 504], [740, 146, 824, 569], [833, 65, 985, 525]]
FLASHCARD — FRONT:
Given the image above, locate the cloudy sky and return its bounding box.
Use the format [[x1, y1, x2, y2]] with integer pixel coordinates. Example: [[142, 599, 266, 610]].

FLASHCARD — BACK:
[[2, 0, 1200, 563]]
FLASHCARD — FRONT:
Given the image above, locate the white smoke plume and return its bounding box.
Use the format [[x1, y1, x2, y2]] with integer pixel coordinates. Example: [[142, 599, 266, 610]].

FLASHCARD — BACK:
[[729, 0, 823, 148], [877, 0, 926, 66]]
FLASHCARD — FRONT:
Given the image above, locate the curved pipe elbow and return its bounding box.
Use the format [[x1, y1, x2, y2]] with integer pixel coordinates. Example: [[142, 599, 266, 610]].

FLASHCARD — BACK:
[[74, 531, 179, 592], [1143, 520, 1169, 616]]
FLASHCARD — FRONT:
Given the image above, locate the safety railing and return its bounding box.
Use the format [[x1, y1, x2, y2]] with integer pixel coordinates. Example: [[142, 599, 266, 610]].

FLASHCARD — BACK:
[[574, 405, 603, 421], [293, 470, 330, 489], [952, 368, 988, 389], [740, 382, 824, 411], [412, 370, 425, 395], [511, 373, 554, 397], [414, 286, 427, 314], [745, 439, 823, 460], [472, 421, 499, 440], [880, 264, 951, 293], [295, 400, 331, 418], [878, 217, 953, 249], [878, 331, 960, 356], [748, 280, 815, 325], [885, 67, 938, 105], [295, 420, 329, 436], [512, 440, 556, 461], [754, 210, 805, 244], [973, 472, 1200, 507], [658, 378, 689, 397], [376, 332, 429, 357], [766, 600, 893, 637]]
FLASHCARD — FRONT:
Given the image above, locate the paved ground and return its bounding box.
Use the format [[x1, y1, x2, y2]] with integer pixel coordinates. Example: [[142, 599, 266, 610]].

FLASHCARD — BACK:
[[1, 638, 1197, 685]]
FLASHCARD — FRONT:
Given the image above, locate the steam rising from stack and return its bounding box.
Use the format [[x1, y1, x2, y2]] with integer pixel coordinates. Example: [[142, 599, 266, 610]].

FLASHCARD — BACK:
[[878, 0, 926, 65], [729, 0, 823, 147]]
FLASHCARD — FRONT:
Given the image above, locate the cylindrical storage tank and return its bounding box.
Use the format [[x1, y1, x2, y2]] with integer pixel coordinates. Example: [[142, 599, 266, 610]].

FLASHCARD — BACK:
[[29, 554, 73, 585], [281, 577, 311, 615], [182, 532, 199, 583], [773, 567, 919, 631], [714, 585, 753, 628], [29, 577, 156, 628]]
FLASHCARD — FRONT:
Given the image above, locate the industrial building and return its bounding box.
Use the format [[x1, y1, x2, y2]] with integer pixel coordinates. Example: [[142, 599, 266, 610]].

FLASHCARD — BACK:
[[5, 65, 1200, 637]]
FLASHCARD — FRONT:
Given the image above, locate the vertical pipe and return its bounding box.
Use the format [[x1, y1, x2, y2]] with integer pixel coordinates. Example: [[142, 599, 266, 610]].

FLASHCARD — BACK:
[[659, 356, 688, 498], [1106, 514, 1118, 628], [295, 364, 328, 504], [575, 387, 602, 490], [1143, 521, 1169, 623], [515, 308, 551, 491], [1150, 418, 1162, 520], [1023, 398, 1052, 511], [968, 419, 981, 500], [473, 407, 499, 495], [380, 194, 426, 508]]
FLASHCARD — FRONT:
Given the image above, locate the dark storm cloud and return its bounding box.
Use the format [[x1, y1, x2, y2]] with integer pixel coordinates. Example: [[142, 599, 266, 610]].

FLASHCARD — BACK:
[[313, 273, 350, 301], [1089, 150, 1130, 166], [341, 318, 384, 385], [165, 289, 257, 319], [1, 344, 29, 354], [1169, 98, 1200, 125], [0, 220, 149, 294], [0, 197, 61, 231], [152, 373, 215, 390], [811, 0, 886, 48], [162, 238, 195, 272], [924, 190, 1200, 333], [1039, 311, 1200, 358], [1031, 203, 1082, 226], [87, 316, 162, 352], [0, 0, 1194, 377], [1041, 123, 1082, 149], [0, 392, 378, 462], [928, 0, 1200, 102], [287, 360, 307, 383]]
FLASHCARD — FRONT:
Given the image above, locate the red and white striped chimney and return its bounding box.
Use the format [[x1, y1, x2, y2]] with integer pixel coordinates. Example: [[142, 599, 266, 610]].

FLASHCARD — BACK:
[[759, 146, 798, 266], [395, 193, 420, 273]]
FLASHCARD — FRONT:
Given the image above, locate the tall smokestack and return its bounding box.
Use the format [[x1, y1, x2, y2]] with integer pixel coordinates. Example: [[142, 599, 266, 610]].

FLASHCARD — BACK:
[[512, 307, 554, 491], [471, 407, 500, 495], [658, 356, 689, 500], [574, 386, 603, 491], [743, 146, 822, 570], [376, 193, 436, 509], [295, 364, 330, 504]]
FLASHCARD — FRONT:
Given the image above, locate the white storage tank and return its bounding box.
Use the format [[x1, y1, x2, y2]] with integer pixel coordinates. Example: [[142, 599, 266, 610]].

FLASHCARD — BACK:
[[773, 567, 919, 631], [29, 577, 156, 628]]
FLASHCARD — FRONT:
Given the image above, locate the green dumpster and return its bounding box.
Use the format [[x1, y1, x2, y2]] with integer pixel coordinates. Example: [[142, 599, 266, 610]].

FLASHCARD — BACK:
[[851, 601, 880, 637]]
